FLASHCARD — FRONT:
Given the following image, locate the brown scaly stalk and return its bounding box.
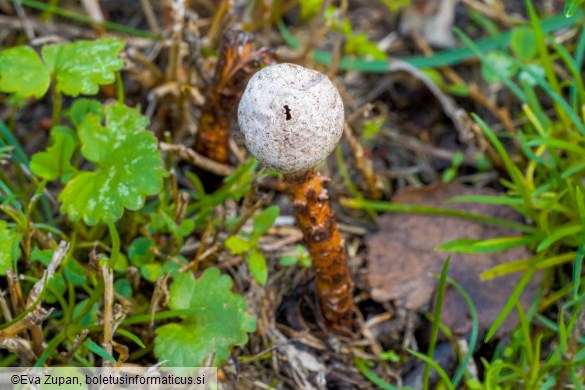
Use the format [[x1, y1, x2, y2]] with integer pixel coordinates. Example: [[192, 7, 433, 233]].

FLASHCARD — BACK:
[[194, 30, 270, 188], [285, 169, 353, 329]]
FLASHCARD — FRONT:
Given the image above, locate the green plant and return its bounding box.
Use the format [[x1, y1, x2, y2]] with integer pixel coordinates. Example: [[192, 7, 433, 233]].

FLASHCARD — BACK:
[[480, 25, 546, 88], [565, 0, 585, 17], [380, 0, 411, 12], [0, 36, 258, 369], [225, 205, 280, 285], [279, 244, 311, 268], [325, 6, 388, 60], [441, 151, 464, 183], [154, 268, 257, 366], [342, 1, 585, 385]]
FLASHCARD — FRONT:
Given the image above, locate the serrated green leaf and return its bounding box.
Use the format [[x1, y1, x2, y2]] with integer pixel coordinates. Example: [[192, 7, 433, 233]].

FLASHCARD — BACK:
[[0, 221, 19, 275], [0, 46, 50, 98], [59, 102, 166, 225], [225, 236, 251, 254], [30, 126, 76, 181], [253, 205, 279, 237], [248, 250, 268, 285], [510, 27, 538, 61], [41, 39, 124, 96], [154, 268, 256, 366]]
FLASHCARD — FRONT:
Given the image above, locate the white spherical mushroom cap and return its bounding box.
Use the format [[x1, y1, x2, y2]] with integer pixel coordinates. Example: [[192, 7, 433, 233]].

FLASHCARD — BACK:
[[237, 63, 344, 174]]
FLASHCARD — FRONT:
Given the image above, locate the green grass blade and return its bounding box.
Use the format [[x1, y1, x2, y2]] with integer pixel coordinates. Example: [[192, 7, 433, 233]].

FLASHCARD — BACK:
[[436, 235, 540, 254], [445, 277, 479, 387], [527, 0, 561, 97], [277, 11, 584, 71], [0, 120, 28, 165], [335, 146, 377, 221], [83, 338, 116, 363], [15, 0, 159, 39], [573, 245, 585, 297], [562, 162, 585, 178], [408, 350, 455, 390], [516, 303, 534, 366], [551, 40, 585, 104], [512, 59, 585, 135], [353, 358, 402, 390], [525, 138, 585, 155], [448, 195, 523, 206], [424, 258, 450, 389], [455, 29, 526, 101], [485, 267, 536, 342], [121, 308, 204, 325], [536, 224, 582, 252], [481, 252, 575, 279], [115, 328, 146, 348], [35, 333, 66, 367], [340, 198, 534, 232], [473, 114, 536, 219], [565, 0, 585, 18]]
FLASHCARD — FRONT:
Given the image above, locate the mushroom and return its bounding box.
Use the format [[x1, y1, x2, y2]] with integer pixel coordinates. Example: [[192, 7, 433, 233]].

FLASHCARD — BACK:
[[238, 63, 352, 330]]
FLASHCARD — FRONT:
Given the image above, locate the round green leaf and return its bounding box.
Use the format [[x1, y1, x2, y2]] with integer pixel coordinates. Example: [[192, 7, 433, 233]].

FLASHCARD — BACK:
[[141, 263, 164, 282], [64, 259, 87, 286], [72, 299, 98, 326], [59, 102, 167, 225], [154, 268, 257, 366], [279, 255, 298, 267], [0, 46, 50, 98], [128, 237, 156, 268], [114, 279, 133, 300], [253, 205, 280, 237], [510, 27, 538, 61], [225, 236, 251, 254], [248, 251, 268, 285], [41, 39, 124, 97], [69, 98, 104, 127], [30, 126, 76, 181]]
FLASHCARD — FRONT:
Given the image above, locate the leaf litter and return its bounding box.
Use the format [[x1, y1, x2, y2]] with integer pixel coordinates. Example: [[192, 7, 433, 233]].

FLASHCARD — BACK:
[[366, 183, 541, 337]]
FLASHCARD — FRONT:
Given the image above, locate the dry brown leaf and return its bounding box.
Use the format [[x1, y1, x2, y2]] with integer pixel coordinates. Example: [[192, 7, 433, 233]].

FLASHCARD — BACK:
[[365, 183, 541, 337]]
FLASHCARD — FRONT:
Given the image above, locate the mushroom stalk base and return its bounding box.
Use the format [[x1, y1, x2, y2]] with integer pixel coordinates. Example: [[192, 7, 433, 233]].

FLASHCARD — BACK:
[[285, 168, 353, 331]]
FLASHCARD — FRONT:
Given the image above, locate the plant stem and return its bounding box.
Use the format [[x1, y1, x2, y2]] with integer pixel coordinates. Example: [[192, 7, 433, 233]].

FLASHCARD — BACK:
[[107, 223, 120, 268], [284, 168, 353, 331], [115, 72, 125, 103], [102, 265, 114, 364], [52, 88, 62, 127]]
